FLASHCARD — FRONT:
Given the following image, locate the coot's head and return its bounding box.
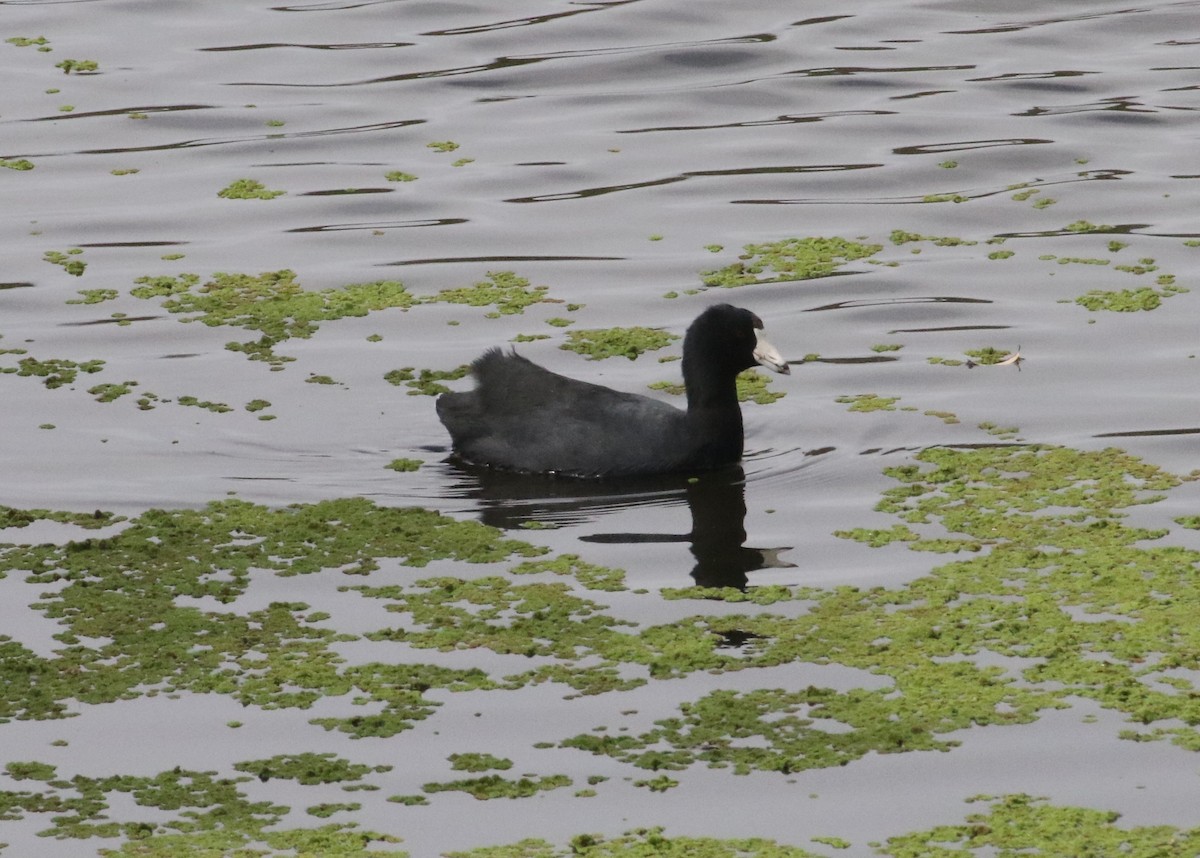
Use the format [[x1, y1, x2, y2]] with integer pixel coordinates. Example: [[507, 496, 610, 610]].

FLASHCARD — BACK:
[[683, 304, 790, 378]]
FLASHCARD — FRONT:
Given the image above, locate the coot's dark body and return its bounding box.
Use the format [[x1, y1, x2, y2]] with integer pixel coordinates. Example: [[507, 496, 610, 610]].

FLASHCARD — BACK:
[[435, 304, 788, 477]]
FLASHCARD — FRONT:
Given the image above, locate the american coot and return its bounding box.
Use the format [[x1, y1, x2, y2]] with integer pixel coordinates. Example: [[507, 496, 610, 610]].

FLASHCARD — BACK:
[[436, 304, 790, 478]]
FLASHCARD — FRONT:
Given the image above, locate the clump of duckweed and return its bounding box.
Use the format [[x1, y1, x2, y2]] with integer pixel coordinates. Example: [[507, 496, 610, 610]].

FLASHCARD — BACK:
[[882, 794, 1200, 857], [445, 827, 825, 857], [1, 158, 36, 170], [836, 393, 899, 412], [1064, 219, 1114, 233], [510, 554, 626, 592], [217, 178, 286, 200], [131, 270, 416, 368], [963, 346, 1017, 365], [560, 327, 679, 360], [89, 381, 138, 402], [564, 445, 1200, 773], [178, 394, 232, 413], [423, 773, 571, 800], [449, 753, 513, 772], [67, 288, 118, 304], [427, 271, 552, 316], [889, 230, 977, 247], [649, 370, 785, 404], [0, 498, 545, 725], [1075, 282, 1187, 312], [0, 759, 407, 854], [44, 248, 86, 276], [385, 171, 417, 182], [55, 58, 98, 73], [234, 753, 391, 785], [1, 354, 105, 388], [383, 365, 470, 395], [700, 237, 882, 287], [385, 458, 423, 472]]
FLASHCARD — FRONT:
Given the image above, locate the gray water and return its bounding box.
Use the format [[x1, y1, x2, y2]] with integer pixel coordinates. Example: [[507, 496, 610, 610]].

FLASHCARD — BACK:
[[3, 1, 1200, 855]]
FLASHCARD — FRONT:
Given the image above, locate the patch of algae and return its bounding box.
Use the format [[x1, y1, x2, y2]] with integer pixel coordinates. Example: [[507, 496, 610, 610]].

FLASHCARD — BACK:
[[0, 498, 546, 732], [561, 445, 1200, 773], [445, 828, 824, 857], [649, 369, 785, 404], [130, 270, 551, 368], [0, 759, 407, 856], [559, 327, 679, 361], [700, 237, 882, 287], [882, 794, 1200, 858], [422, 773, 572, 800]]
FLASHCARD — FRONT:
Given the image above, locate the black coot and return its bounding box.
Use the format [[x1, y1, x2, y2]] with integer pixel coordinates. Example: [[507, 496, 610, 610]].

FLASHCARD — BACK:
[[435, 304, 789, 477]]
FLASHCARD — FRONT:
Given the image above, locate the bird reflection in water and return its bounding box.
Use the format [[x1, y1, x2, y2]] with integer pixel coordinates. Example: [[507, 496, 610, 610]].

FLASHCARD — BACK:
[[441, 463, 793, 590]]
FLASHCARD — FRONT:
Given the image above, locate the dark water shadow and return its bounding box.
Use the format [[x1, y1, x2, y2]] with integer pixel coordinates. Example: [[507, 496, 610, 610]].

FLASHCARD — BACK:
[[442, 463, 793, 589]]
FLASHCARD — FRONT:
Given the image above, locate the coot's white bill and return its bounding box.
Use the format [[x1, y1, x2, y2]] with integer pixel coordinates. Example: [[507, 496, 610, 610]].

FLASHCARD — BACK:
[[753, 330, 790, 375]]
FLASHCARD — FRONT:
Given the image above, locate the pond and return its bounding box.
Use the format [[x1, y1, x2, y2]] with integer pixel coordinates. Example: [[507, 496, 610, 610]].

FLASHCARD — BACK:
[[3, 1, 1200, 855]]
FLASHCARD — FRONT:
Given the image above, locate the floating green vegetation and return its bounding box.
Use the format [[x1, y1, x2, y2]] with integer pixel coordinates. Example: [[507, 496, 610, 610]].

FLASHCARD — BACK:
[[921, 192, 968, 203], [1075, 281, 1187, 312], [938, 160, 957, 169], [449, 828, 827, 857], [0, 760, 406, 855], [545, 317, 574, 327], [0, 354, 105, 388], [383, 365, 470, 396], [55, 58, 98, 73], [512, 333, 550, 342], [1055, 256, 1108, 265], [0, 498, 552, 740], [700, 237, 882, 287], [385, 171, 417, 182], [307, 802, 360, 818], [987, 250, 1014, 260], [1114, 258, 1157, 275], [234, 753, 391, 785], [0, 158, 35, 171], [67, 288, 118, 304], [430, 271, 552, 316], [423, 773, 571, 800], [113, 167, 140, 176], [217, 178, 286, 200], [178, 394, 232, 413], [6, 35, 50, 48], [510, 553, 627, 592], [978, 421, 1019, 438], [0, 506, 123, 530], [1032, 197, 1056, 208], [889, 230, 977, 247], [452, 158, 474, 167], [870, 343, 902, 353], [385, 458, 423, 472], [563, 445, 1200, 773], [924, 410, 959, 424], [1064, 219, 1113, 233], [836, 393, 899, 412], [130, 270, 417, 367], [427, 140, 460, 152], [560, 327, 679, 361], [306, 374, 339, 385], [448, 753, 513, 773], [883, 794, 1200, 857], [963, 346, 1017, 365], [634, 775, 679, 792], [245, 398, 271, 413], [650, 369, 784, 404], [44, 248, 86, 276], [89, 381, 137, 403]]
